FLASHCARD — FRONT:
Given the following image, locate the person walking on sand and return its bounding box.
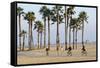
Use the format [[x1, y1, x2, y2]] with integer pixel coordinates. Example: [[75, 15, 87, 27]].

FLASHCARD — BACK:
[[81, 45, 87, 56], [46, 47, 49, 56], [67, 46, 72, 56], [57, 46, 59, 56]]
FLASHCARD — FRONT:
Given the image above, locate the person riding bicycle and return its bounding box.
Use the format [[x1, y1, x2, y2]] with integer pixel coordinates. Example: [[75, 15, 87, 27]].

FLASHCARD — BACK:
[[81, 45, 87, 56], [68, 46, 72, 51], [67, 46, 72, 56]]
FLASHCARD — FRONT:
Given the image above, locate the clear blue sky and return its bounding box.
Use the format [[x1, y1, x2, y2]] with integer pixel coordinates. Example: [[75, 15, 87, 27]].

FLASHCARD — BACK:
[[17, 3, 96, 46]]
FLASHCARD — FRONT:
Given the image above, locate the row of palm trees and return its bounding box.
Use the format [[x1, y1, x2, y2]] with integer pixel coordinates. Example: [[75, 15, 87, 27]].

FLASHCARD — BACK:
[[17, 5, 88, 51]]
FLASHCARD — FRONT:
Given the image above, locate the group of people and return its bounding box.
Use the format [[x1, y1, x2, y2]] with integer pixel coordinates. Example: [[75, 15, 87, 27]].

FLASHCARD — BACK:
[[45, 46, 87, 56]]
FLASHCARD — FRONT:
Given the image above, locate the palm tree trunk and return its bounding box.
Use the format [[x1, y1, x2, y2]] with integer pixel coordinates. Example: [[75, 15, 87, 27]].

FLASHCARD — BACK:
[[37, 32, 39, 49], [44, 18, 46, 48], [75, 28, 77, 49], [82, 21, 84, 47], [30, 21, 33, 49], [28, 24, 31, 50], [65, 6, 68, 50], [40, 33, 42, 48], [69, 16, 72, 47], [69, 26, 71, 47], [73, 28, 75, 49], [28, 21, 31, 50], [22, 35, 25, 51], [48, 17, 50, 50], [67, 16, 69, 47], [19, 15, 21, 51], [31, 32, 34, 49], [56, 11, 60, 51]]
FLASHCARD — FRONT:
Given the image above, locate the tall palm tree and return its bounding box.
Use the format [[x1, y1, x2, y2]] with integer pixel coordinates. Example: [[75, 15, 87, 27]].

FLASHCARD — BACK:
[[46, 8, 53, 50], [17, 7, 24, 51], [34, 21, 40, 49], [67, 6, 75, 48], [19, 30, 27, 51], [75, 17, 81, 49], [39, 23, 43, 48], [64, 6, 68, 50], [39, 6, 47, 48], [51, 5, 64, 51], [78, 11, 88, 48], [70, 18, 77, 49], [24, 12, 36, 50], [34, 21, 43, 49]]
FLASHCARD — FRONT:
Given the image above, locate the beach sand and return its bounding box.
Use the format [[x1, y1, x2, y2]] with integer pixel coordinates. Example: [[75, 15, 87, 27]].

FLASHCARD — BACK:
[[17, 43, 96, 65]]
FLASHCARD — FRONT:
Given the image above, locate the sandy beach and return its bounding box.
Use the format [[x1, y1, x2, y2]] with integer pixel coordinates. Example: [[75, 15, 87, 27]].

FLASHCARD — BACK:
[[17, 43, 96, 65]]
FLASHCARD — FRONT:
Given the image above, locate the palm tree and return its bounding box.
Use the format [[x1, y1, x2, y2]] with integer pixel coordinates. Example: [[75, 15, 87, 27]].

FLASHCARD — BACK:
[[24, 12, 36, 50], [67, 6, 75, 48], [39, 23, 43, 48], [47, 8, 53, 50], [37, 22, 44, 48], [19, 30, 27, 51], [39, 6, 47, 48], [70, 18, 77, 49], [78, 11, 88, 48], [17, 7, 24, 51], [34, 21, 40, 49], [75, 17, 81, 49], [64, 6, 68, 50], [51, 5, 64, 51], [34, 21, 43, 49]]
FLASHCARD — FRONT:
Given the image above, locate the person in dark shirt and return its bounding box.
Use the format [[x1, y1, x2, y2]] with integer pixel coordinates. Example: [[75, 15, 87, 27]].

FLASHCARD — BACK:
[[67, 46, 72, 56], [68, 46, 72, 51], [46, 47, 49, 56], [81, 45, 87, 56], [82, 45, 86, 51]]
